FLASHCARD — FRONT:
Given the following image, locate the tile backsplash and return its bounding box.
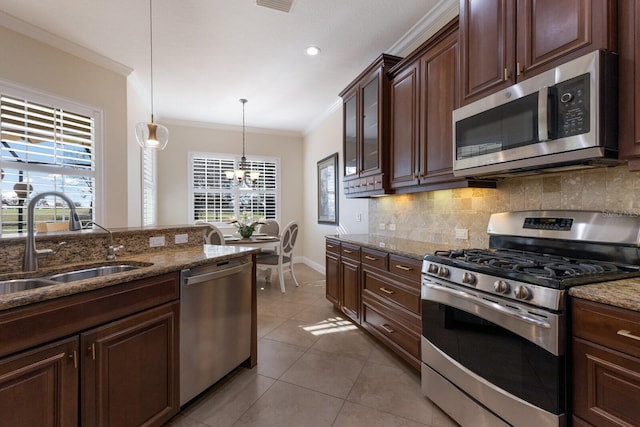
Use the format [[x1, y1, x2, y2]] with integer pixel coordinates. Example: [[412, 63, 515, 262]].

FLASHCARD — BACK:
[[369, 165, 640, 248]]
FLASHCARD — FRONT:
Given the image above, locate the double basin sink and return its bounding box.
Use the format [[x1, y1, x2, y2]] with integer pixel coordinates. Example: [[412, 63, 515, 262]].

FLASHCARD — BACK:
[[0, 264, 150, 296]]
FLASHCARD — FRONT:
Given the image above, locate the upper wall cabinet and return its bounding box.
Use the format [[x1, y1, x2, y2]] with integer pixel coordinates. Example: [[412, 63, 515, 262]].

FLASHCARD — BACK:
[[389, 18, 495, 193], [459, 0, 618, 105], [340, 54, 402, 198], [618, 0, 640, 169]]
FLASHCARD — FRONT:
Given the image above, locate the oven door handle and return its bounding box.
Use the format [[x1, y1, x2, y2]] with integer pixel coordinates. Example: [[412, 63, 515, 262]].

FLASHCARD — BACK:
[[422, 282, 552, 329]]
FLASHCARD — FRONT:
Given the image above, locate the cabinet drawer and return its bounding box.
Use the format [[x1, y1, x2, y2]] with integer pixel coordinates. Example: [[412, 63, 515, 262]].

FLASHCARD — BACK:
[[341, 243, 361, 261], [573, 299, 640, 359], [361, 247, 388, 270], [362, 270, 420, 315], [325, 239, 341, 255], [389, 255, 422, 281], [362, 303, 420, 360]]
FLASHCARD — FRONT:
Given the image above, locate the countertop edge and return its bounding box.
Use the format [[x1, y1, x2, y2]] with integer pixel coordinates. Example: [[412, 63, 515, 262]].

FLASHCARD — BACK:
[[0, 245, 260, 311]]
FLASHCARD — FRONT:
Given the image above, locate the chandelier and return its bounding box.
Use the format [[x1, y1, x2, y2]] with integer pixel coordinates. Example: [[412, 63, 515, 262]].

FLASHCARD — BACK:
[[225, 99, 259, 186], [135, 0, 169, 150]]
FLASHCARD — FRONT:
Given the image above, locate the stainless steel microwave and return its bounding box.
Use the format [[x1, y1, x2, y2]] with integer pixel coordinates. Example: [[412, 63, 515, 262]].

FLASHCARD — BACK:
[[453, 50, 619, 178]]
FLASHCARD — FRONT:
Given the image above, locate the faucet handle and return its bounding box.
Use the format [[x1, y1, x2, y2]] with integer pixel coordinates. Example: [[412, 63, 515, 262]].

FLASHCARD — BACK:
[[36, 241, 67, 257], [106, 244, 124, 261]]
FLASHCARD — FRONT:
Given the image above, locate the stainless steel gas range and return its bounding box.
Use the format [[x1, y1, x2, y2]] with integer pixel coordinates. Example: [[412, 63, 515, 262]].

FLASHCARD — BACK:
[[420, 210, 640, 427]]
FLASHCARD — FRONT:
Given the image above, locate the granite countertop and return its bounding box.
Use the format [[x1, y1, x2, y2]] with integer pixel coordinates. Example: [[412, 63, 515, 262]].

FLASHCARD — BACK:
[[0, 245, 260, 312], [326, 234, 453, 260], [570, 278, 640, 312]]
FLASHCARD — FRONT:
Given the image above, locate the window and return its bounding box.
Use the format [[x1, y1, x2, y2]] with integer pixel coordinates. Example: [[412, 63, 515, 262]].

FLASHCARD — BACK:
[[142, 147, 157, 226], [189, 153, 279, 224], [0, 85, 100, 233]]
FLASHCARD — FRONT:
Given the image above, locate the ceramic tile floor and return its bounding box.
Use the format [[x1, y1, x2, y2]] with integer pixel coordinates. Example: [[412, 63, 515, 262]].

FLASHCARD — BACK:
[[166, 264, 459, 427]]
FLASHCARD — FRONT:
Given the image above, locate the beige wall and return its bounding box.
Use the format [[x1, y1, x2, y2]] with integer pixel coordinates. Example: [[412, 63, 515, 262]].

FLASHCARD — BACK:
[[156, 122, 305, 246], [302, 107, 369, 271], [0, 26, 131, 227]]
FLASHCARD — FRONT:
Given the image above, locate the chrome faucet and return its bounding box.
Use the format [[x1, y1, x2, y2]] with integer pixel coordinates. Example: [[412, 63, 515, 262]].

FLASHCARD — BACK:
[[87, 221, 124, 261], [23, 191, 82, 272]]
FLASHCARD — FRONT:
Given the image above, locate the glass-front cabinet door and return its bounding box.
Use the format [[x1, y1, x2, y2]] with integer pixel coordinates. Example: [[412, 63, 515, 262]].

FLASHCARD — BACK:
[[361, 75, 380, 172], [343, 92, 358, 177]]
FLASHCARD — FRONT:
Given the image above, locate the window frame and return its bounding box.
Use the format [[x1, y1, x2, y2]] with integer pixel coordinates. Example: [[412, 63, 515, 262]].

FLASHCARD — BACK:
[[188, 151, 280, 226], [0, 80, 103, 231]]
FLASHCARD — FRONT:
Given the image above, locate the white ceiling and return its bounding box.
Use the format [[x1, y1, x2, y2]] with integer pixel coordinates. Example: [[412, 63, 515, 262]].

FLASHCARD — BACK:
[[0, 0, 456, 135]]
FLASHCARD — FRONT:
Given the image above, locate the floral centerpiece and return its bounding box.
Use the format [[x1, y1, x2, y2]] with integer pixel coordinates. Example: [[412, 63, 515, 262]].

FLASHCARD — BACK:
[[228, 218, 263, 239]]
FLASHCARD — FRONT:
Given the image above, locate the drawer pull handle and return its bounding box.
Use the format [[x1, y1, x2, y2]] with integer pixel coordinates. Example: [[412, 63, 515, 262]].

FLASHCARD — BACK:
[[327, 244, 334, 248], [617, 329, 640, 342], [395, 264, 412, 271], [380, 324, 395, 334], [89, 343, 96, 360], [343, 249, 353, 254], [365, 255, 378, 261], [379, 287, 395, 295]]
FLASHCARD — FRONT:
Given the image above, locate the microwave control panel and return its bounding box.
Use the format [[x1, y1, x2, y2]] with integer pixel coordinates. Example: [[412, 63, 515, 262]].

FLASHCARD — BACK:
[[554, 73, 590, 138]]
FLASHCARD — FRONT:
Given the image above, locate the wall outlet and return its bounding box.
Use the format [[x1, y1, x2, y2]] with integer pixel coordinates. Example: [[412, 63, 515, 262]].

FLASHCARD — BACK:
[[175, 233, 188, 244], [389, 223, 396, 231], [149, 236, 166, 247], [356, 213, 362, 222], [379, 223, 386, 230], [455, 228, 469, 240]]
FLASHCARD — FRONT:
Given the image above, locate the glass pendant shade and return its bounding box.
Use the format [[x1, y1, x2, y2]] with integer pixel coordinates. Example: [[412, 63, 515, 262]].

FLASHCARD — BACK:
[[135, 119, 169, 150]]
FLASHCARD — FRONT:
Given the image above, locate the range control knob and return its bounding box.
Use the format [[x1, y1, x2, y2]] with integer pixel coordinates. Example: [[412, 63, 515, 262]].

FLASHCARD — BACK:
[[462, 272, 477, 286], [493, 280, 510, 294], [437, 266, 450, 278], [427, 264, 439, 275], [514, 285, 531, 300]]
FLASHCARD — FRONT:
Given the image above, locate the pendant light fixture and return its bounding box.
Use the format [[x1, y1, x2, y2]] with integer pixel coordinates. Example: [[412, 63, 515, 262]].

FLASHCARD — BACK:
[[135, 0, 169, 150], [225, 99, 260, 186]]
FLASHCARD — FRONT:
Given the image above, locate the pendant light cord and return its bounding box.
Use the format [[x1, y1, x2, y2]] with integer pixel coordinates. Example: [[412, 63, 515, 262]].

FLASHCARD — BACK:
[[149, 0, 155, 122]]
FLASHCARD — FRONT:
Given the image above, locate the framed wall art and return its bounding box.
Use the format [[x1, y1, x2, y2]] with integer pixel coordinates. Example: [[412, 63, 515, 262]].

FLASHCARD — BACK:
[[317, 152, 338, 225]]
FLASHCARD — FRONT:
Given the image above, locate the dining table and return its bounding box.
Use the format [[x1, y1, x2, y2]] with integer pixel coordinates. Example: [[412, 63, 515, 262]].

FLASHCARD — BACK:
[[223, 234, 280, 249]]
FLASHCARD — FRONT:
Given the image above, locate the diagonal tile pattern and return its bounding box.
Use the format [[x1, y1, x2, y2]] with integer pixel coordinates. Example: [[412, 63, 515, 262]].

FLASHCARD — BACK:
[[166, 264, 458, 427]]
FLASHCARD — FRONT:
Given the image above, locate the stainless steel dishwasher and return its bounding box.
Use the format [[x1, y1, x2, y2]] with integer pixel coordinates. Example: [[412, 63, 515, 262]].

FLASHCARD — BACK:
[[179, 256, 252, 405]]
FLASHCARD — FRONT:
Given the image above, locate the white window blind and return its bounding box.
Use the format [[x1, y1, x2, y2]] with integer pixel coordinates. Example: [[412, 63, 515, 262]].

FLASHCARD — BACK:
[[0, 88, 99, 233], [142, 147, 156, 226], [190, 153, 279, 223]]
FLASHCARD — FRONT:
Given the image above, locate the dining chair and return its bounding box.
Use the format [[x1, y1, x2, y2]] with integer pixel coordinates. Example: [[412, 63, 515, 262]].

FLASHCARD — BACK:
[[256, 220, 299, 293], [196, 221, 225, 245], [256, 219, 279, 236]]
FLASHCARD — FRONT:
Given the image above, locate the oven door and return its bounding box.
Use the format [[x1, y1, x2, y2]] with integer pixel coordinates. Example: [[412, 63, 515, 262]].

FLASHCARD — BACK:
[[421, 278, 566, 427]]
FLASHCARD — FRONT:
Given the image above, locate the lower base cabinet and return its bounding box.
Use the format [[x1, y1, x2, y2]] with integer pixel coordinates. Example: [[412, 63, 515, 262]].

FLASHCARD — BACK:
[[325, 239, 422, 370], [0, 272, 180, 426], [572, 298, 640, 426]]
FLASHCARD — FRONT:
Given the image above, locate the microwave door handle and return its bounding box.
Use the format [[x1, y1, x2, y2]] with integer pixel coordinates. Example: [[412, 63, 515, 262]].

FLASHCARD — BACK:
[[538, 86, 549, 141]]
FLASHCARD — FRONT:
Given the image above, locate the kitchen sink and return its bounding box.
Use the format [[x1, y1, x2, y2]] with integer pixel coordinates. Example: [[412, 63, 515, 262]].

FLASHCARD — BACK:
[[0, 278, 59, 295], [48, 264, 144, 283]]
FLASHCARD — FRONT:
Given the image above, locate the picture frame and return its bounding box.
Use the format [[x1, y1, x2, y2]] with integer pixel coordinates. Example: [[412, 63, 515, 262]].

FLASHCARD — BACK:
[[317, 152, 338, 225]]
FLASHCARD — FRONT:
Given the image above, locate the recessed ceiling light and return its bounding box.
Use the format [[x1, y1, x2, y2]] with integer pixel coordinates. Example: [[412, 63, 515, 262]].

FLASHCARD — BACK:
[[306, 46, 321, 56]]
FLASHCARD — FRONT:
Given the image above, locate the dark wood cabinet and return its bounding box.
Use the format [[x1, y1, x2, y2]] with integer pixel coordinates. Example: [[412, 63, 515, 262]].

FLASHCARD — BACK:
[[0, 336, 79, 426], [459, 0, 617, 105], [339, 243, 361, 323], [81, 301, 179, 427], [390, 18, 495, 194], [572, 298, 640, 426], [340, 54, 401, 198], [325, 239, 340, 306], [618, 0, 640, 168], [0, 272, 180, 427], [324, 238, 422, 371]]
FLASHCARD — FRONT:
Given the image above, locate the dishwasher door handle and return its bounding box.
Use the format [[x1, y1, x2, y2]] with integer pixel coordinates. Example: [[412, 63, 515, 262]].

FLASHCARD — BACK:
[[183, 263, 251, 286]]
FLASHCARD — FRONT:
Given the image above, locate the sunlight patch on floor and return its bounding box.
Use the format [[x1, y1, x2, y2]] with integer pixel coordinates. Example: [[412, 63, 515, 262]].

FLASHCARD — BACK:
[[301, 316, 357, 336]]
